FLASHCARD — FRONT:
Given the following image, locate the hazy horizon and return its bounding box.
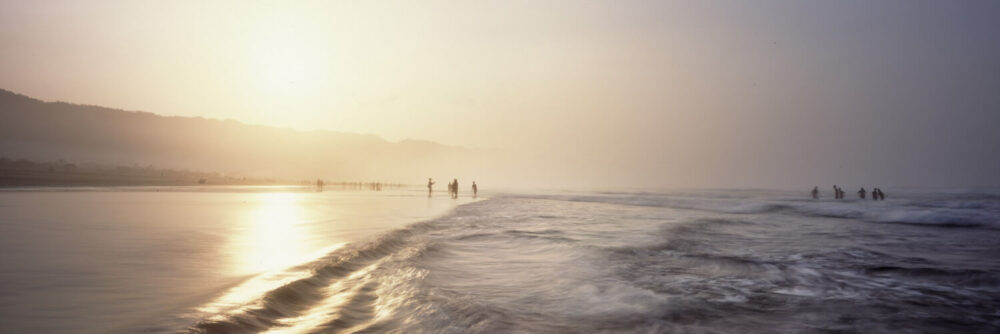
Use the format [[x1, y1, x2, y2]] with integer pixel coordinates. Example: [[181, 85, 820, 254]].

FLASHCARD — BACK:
[[3, 1, 1000, 189], [4, 3, 1000, 333]]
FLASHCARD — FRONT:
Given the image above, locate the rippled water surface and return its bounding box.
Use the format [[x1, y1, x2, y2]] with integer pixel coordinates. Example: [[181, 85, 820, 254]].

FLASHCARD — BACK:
[[2, 187, 999, 333]]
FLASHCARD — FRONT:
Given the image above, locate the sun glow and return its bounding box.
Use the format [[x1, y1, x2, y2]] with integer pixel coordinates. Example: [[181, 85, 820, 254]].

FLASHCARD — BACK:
[[246, 28, 328, 100]]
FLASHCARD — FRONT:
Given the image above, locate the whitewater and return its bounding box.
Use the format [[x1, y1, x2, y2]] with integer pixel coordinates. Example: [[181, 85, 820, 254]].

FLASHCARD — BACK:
[[2, 187, 999, 333]]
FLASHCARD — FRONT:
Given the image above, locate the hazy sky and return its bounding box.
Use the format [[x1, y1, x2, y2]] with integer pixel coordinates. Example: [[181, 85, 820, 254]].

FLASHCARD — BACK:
[[2, 1, 999, 188]]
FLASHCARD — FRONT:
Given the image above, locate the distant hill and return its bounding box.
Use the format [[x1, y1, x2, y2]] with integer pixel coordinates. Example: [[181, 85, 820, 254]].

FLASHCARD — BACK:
[[0, 89, 489, 182]]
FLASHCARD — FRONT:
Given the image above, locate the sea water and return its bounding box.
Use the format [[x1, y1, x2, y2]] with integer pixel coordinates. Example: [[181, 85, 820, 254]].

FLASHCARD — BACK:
[[1, 187, 999, 333], [0, 187, 469, 333]]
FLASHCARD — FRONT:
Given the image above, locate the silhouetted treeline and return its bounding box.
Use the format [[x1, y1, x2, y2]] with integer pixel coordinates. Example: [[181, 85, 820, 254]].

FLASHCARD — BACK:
[[0, 157, 422, 189], [313, 180, 407, 191], [0, 157, 286, 187]]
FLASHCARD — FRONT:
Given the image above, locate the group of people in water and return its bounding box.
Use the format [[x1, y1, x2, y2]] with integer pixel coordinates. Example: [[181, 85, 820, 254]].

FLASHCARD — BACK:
[[811, 186, 885, 200], [315, 179, 403, 192], [312, 178, 476, 197], [427, 178, 477, 199]]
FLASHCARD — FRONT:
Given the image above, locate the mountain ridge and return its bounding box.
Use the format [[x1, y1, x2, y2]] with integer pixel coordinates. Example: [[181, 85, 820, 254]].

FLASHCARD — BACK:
[[0, 89, 485, 182]]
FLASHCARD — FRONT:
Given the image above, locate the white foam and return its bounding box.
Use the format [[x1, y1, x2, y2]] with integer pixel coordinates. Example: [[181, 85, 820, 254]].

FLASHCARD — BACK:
[[773, 287, 820, 297]]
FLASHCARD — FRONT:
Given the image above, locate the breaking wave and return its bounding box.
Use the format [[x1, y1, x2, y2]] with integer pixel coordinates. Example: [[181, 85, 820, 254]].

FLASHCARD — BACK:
[[179, 189, 1000, 333]]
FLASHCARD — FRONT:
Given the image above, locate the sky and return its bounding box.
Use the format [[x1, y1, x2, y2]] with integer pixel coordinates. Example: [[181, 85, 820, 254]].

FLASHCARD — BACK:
[[2, 0, 999, 189]]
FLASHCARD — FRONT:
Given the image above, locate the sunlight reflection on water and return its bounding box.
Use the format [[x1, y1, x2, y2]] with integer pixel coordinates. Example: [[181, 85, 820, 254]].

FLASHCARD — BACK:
[[190, 190, 468, 330], [236, 192, 312, 274], [194, 192, 341, 319]]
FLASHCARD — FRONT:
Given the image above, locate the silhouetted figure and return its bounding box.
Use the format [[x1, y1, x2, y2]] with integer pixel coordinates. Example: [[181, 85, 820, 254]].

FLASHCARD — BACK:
[[858, 187, 866, 199], [452, 179, 459, 199], [316, 178, 324, 192], [427, 178, 435, 197], [877, 188, 885, 200], [871, 187, 878, 201], [811, 186, 818, 199], [472, 181, 478, 198], [833, 185, 843, 199]]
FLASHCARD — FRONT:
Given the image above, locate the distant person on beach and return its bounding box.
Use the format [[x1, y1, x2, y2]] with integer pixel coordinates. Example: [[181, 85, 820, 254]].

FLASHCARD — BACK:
[[472, 181, 478, 198], [833, 185, 841, 199], [871, 187, 878, 201], [452, 179, 459, 199], [876, 188, 885, 200], [811, 186, 818, 199], [427, 178, 435, 197], [858, 187, 866, 199]]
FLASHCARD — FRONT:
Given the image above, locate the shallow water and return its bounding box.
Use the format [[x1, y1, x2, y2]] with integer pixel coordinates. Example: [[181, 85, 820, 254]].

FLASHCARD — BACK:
[[2, 187, 999, 333], [0, 187, 469, 333]]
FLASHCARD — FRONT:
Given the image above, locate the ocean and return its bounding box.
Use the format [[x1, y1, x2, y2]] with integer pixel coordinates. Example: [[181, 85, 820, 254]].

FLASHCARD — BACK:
[[1, 187, 999, 333]]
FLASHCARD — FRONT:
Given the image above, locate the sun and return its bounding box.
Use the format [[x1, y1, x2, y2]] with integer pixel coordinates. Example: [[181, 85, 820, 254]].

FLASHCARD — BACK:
[[259, 48, 311, 92], [245, 26, 328, 100]]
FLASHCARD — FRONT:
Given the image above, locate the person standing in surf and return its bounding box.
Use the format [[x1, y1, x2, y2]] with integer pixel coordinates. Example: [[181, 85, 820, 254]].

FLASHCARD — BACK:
[[858, 187, 866, 199], [427, 178, 435, 197], [472, 181, 478, 198], [451, 179, 459, 199], [811, 186, 819, 199]]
